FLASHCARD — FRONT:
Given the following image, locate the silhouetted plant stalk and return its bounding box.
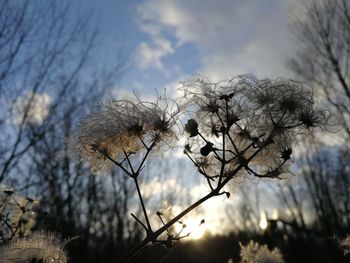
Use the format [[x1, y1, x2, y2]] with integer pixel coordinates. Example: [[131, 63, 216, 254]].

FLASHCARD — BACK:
[[70, 75, 331, 263]]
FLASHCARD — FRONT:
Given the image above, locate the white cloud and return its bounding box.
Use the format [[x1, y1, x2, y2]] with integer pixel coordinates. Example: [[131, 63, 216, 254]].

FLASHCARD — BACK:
[[136, 0, 299, 80], [135, 37, 174, 71], [136, 0, 236, 45], [135, 9, 175, 71], [13, 91, 52, 125]]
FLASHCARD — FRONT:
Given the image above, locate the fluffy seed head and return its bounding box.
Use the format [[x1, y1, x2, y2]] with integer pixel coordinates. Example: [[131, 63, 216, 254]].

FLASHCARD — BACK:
[[340, 236, 350, 255], [179, 75, 331, 188], [0, 232, 67, 263], [69, 96, 180, 175], [240, 241, 285, 263]]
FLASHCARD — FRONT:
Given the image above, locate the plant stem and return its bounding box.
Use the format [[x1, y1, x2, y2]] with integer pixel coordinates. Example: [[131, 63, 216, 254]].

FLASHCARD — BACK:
[[134, 177, 152, 232], [118, 189, 217, 263], [119, 132, 272, 263]]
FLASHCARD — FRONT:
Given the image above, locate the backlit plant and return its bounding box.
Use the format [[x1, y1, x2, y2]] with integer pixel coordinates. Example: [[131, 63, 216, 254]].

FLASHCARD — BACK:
[[70, 75, 329, 262]]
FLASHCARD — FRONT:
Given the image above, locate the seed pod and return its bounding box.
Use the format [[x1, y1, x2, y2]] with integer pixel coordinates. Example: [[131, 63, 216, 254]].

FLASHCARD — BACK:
[[200, 142, 214, 156], [185, 119, 199, 137]]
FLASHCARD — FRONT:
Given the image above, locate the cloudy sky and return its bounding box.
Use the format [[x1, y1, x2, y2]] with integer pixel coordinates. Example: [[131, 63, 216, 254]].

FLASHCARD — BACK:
[[87, 0, 303, 95], [82, 0, 307, 235]]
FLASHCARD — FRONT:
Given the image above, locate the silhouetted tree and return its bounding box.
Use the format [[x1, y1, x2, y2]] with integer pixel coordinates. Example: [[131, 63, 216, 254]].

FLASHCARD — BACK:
[[269, 0, 350, 244], [0, 1, 141, 262], [289, 0, 350, 138], [276, 145, 350, 237]]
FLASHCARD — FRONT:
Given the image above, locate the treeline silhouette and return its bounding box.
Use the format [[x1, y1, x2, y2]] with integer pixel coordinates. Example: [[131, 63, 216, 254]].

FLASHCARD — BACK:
[[65, 227, 349, 263]]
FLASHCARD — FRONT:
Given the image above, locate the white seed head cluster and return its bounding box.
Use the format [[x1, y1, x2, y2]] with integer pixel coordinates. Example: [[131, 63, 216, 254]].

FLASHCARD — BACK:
[[239, 241, 285, 263], [182, 75, 329, 182], [183, 75, 327, 140], [340, 236, 350, 255], [70, 97, 180, 175], [0, 232, 67, 263]]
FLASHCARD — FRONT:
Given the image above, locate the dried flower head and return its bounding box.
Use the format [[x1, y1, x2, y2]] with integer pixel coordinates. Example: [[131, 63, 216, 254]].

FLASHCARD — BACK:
[[181, 75, 328, 184], [70, 95, 181, 175], [182, 75, 328, 137], [0, 232, 67, 263], [340, 235, 350, 255], [239, 241, 285, 263], [0, 188, 39, 239]]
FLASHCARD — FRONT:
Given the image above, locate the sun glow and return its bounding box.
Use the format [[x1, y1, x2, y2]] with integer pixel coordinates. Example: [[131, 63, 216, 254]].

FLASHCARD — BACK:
[[259, 211, 268, 230], [272, 209, 279, 220], [175, 217, 206, 240]]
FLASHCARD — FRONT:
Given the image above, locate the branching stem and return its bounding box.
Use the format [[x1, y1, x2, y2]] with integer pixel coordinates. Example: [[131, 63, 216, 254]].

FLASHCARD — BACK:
[[133, 177, 152, 232]]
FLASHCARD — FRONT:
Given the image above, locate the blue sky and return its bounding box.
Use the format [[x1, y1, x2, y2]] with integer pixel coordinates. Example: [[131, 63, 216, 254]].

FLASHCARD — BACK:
[[84, 0, 303, 96]]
